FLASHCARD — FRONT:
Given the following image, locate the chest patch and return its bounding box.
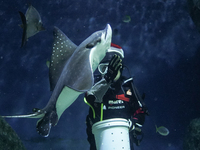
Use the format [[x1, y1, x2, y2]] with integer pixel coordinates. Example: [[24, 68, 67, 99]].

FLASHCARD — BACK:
[[116, 94, 129, 102]]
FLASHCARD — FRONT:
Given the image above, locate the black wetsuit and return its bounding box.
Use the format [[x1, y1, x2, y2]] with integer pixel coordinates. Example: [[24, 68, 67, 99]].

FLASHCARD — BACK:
[[85, 76, 147, 150]]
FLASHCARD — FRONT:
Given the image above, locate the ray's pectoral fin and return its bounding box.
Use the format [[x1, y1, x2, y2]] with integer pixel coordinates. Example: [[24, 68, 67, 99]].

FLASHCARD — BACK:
[[37, 22, 45, 31], [18, 11, 27, 48], [36, 110, 58, 137], [49, 26, 77, 91]]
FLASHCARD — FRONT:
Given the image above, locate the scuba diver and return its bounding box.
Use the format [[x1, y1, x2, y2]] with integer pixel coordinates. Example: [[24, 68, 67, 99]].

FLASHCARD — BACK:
[[84, 44, 149, 150]]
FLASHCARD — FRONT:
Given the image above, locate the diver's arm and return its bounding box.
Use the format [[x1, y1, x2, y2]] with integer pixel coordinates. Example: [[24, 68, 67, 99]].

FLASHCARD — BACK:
[[86, 69, 121, 103], [87, 78, 111, 103], [129, 82, 147, 130], [87, 54, 122, 103]]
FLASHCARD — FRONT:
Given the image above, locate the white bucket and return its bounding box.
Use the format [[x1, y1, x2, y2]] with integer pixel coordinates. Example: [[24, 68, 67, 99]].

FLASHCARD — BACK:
[[92, 118, 131, 150]]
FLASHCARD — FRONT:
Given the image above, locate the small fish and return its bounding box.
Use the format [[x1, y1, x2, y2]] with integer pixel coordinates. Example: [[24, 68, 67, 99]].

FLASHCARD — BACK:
[[123, 15, 131, 23], [155, 125, 169, 136], [19, 5, 45, 47]]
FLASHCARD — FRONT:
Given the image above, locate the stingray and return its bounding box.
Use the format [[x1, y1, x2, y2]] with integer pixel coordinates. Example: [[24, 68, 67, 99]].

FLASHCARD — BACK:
[[2, 24, 112, 137], [19, 5, 45, 47]]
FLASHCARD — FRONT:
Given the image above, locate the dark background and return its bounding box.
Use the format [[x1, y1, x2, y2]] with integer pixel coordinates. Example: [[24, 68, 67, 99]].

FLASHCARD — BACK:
[[0, 0, 200, 149]]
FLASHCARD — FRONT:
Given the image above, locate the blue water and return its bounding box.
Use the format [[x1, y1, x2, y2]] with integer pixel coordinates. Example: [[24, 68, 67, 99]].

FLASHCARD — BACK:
[[0, 0, 200, 149]]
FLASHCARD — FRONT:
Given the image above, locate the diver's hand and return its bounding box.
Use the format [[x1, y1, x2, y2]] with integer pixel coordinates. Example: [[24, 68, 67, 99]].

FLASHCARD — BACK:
[[129, 119, 143, 146], [129, 119, 136, 131], [104, 54, 122, 83], [129, 118, 142, 132]]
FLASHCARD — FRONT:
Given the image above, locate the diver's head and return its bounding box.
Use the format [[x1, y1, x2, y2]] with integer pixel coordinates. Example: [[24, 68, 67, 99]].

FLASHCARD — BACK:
[[98, 43, 124, 75]]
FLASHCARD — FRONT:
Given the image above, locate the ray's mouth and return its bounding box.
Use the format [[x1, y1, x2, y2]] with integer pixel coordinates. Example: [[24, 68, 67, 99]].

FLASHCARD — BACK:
[[104, 24, 111, 40], [105, 28, 107, 39]]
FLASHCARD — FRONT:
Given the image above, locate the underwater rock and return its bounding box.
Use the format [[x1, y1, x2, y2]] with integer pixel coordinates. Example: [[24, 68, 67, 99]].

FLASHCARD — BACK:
[[187, 0, 200, 32], [183, 118, 200, 150], [0, 116, 25, 150]]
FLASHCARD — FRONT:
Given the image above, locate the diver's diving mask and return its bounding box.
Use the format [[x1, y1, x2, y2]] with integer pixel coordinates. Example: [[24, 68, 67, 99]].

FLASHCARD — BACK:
[[98, 43, 124, 75], [98, 63, 109, 75]]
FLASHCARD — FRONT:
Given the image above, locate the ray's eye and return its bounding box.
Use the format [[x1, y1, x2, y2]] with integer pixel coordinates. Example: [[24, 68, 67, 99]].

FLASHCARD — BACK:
[[86, 38, 101, 49], [86, 43, 94, 48]]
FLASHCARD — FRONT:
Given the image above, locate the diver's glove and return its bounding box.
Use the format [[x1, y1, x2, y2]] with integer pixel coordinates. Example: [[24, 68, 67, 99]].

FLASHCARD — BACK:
[[129, 119, 143, 146], [129, 118, 141, 131], [104, 54, 122, 83]]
